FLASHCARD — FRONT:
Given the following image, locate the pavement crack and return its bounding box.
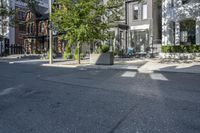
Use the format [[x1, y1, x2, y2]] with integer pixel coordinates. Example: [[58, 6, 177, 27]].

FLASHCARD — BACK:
[[107, 104, 138, 133]]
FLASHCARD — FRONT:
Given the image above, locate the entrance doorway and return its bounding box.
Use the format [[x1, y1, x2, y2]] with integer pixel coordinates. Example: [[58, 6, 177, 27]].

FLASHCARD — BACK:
[[130, 30, 149, 52]]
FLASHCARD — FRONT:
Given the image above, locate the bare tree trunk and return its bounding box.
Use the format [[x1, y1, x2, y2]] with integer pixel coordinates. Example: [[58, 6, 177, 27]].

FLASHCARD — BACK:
[[77, 41, 81, 64]]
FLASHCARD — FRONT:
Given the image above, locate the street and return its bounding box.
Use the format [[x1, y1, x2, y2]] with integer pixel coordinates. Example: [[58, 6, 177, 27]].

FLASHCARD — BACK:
[[0, 62, 200, 133]]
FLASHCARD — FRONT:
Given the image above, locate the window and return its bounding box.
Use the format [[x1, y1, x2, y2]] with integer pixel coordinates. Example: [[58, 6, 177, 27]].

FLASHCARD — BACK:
[[170, 0, 174, 7], [18, 10, 25, 20], [27, 24, 29, 33], [142, 4, 147, 19], [169, 21, 175, 44], [180, 19, 196, 44], [19, 22, 26, 33], [133, 5, 139, 20], [182, 0, 190, 4], [28, 23, 34, 34], [181, 31, 188, 42], [40, 22, 45, 33]]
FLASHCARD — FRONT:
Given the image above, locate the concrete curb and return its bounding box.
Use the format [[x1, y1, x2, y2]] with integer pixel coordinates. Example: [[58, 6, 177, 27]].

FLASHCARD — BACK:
[[83, 66, 139, 72], [152, 70, 200, 75], [41, 64, 79, 68], [41, 63, 200, 74], [41, 63, 139, 71]]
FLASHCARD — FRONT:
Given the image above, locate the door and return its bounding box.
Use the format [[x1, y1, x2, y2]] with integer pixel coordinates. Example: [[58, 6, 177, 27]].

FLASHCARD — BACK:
[[134, 30, 149, 52]]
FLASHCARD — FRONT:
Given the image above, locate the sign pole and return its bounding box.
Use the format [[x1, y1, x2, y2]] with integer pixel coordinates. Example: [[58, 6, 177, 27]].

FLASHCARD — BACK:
[[49, 0, 53, 64]]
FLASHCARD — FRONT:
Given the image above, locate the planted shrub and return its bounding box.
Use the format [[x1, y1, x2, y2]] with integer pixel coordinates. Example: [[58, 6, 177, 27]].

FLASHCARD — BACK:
[[63, 45, 72, 59], [161, 45, 200, 53], [33, 49, 41, 54], [101, 45, 110, 53], [80, 53, 86, 59]]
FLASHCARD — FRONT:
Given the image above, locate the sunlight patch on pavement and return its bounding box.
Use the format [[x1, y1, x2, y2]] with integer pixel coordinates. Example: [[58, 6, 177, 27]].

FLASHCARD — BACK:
[[121, 71, 137, 78], [150, 73, 168, 81]]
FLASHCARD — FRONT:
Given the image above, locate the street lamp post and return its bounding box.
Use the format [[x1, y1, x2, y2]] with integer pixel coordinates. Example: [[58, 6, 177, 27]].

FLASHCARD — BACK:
[[49, 0, 53, 64]]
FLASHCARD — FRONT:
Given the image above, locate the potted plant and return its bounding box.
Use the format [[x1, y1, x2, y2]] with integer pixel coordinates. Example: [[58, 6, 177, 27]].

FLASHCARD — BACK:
[[90, 45, 114, 65]]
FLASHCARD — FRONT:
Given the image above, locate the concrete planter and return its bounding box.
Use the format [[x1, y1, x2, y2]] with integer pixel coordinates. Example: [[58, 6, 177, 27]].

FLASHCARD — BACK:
[[159, 53, 200, 59], [90, 52, 114, 65]]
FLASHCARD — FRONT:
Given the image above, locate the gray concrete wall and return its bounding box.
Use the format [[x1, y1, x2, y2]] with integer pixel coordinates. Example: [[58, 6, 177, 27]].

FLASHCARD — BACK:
[[126, 0, 162, 49]]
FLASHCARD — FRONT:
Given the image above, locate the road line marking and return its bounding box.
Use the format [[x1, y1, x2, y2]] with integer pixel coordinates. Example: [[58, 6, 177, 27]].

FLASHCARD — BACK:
[[121, 71, 137, 78], [150, 73, 168, 81], [0, 85, 23, 96], [9, 62, 14, 64]]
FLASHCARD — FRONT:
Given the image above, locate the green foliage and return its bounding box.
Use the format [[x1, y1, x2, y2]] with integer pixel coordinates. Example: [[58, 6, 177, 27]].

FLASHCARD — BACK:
[[94, 46, 101, 54], [33, 49, 41, 54], [113, 49, 123, 56], [74, 47, 86, 60], [161, 45, 200, 53], [101, 45, 110, 53], [63, 45, 73, 59], [51, 0, 125, 63], [80, 53, 86, 59], [51, 0, 109, 44], [52, 0, 116, 63], [47, 51, 56, 59], [113, 50, 117, 56], [105, 0, 124, 24]]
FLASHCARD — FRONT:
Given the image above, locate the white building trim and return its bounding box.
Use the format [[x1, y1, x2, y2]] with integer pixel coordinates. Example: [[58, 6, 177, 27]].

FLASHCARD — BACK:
[[162, 0, 200, 45], [130, 24, 149, 30]]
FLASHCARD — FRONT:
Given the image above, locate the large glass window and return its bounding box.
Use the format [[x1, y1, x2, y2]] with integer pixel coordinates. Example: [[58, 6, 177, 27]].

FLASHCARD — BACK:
[[130, 30, 149, 52], [170, 0, 174, 7], [169, 21, 175, 45], [40, 22, 45, 33], [182, 0, 190, 4], [133, 5, 139, 20], [19, 22, 26, 33], [142, 4, 147, 19], [180, 19, 196, 44]]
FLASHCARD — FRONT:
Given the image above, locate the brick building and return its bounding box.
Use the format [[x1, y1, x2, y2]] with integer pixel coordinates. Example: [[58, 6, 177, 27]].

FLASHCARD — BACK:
[[24, 9, 64, 54]]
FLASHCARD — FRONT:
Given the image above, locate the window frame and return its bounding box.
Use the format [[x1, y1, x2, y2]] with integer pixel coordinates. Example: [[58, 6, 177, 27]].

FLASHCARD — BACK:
[[133, 4, 139, 20], [142, 3, 147, 20]]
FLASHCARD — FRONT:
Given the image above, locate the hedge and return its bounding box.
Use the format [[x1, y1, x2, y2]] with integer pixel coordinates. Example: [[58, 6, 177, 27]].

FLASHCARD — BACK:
[[161, 45, 200, 53]]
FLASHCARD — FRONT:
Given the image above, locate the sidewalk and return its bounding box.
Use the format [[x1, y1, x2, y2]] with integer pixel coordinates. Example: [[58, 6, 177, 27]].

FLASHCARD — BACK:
[[0, 54, 41, 60], [139, 58, 200, 74], [2, 55, 200, 74], [42, 59, 146, 71], [42, 58, 200, 74]]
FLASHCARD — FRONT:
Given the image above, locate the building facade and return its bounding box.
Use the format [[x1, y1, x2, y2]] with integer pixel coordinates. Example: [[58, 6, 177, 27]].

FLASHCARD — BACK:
[[102, 0, 128, 53], [162, 0, 200, 46], [24, 10, 64, 54], [24, 11, 48, 54], [0, 0, 10, 56], [126, 0, 162, 53], [12, 1, 27, 54]]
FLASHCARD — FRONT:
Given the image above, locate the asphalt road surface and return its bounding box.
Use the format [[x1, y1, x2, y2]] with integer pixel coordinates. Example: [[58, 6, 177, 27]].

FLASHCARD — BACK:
[[0, 62, 200, 133]]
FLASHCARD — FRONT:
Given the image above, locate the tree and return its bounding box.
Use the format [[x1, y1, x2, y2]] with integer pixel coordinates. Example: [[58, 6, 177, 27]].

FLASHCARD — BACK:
[[52, 0, 109, 64]]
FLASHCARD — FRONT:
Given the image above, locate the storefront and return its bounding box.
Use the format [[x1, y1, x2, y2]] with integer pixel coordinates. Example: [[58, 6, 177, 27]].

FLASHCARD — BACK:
[[129, 29, 149, 53]]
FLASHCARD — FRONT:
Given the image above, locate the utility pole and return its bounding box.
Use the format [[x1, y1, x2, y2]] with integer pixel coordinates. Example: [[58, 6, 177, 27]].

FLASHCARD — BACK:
[[49, 0, 53, 64]]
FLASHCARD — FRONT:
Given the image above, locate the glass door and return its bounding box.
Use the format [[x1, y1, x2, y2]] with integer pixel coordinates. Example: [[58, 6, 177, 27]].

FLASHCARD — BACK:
[[134, 30, 149, 52]]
